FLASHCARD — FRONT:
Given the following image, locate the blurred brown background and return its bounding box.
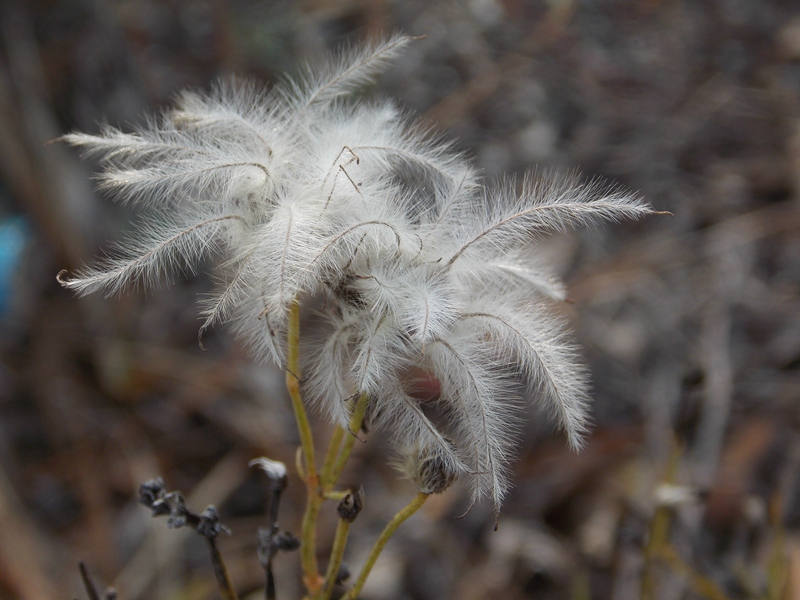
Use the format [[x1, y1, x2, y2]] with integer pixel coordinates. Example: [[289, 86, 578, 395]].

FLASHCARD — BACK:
[[1, 0, 799, 599]]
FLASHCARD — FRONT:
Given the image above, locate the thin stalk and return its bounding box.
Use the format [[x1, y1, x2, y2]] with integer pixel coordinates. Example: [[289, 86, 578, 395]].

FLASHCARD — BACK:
[[285, 300, 323, 594], [207, 538, 239, 600], [641, 444, 682, 600], [266, 569, 276, 600], [340, 492, 429, 600], [320, 520, 351, 600], [659, 546, 732, 600], [263, 485, 285, 600], [301, 494, 324, 594], [328, 393, 370, 489], [286, 301, 316, 485], [78, 562, 101, 600], [323, 490, 349, 501], [320, 425, 346, 491], [767, 493, 787, 600]]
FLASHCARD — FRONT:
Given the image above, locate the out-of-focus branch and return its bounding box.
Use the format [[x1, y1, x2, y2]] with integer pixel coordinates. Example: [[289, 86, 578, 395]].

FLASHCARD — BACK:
[[0, 2, 95, 268]]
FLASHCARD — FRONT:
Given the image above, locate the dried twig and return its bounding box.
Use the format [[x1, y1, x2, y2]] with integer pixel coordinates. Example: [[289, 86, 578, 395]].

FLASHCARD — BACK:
[[138, 479, 238, 600], [251, 459, 300, 600]]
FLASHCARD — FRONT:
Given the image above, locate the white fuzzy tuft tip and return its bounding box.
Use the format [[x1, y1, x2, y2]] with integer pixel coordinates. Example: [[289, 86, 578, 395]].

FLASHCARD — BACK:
[[249, 457, 288, 481]]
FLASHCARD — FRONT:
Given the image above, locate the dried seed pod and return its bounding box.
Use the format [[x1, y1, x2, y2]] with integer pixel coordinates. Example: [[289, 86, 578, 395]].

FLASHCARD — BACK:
[[402, 444, 458, 495], [337, 487, 365, 523], [197, 505, 230, 539], [249, 457, 288, 491], [335, 565, 351, 584]]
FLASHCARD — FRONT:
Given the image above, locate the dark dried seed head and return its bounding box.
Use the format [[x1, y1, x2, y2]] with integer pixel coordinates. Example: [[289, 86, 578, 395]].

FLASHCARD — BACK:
[[138, 478, 166, 508], [337, 487, 365, 523], [274, 531, 300, 552], [335, 564, 351, 584], [404, 445, 458, 495], [197, 505, 230, 539]]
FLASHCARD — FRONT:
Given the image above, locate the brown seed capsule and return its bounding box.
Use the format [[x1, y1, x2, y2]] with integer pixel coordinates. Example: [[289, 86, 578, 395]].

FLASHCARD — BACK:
[[337, 487, 365, 523], [404, 445, 458, 495]]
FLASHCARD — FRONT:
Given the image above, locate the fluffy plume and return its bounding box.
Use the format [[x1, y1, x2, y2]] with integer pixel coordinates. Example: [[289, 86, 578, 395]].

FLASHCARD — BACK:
[[59, 35, 656, 516]]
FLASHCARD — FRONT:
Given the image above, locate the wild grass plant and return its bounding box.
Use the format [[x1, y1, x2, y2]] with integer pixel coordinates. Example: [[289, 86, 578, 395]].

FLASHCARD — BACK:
[[59, 35, 656, 599]]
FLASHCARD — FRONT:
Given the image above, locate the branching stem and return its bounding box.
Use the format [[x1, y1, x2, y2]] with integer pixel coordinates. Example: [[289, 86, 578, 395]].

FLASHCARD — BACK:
[[320, 520, 351, 600], [320, 425, 346, 489], [327, 393, 370, 489], [287, 301, 317, 483], [285, 305, 418, 600], [340, 493, 429, 600], [286, 300, 322, 593]]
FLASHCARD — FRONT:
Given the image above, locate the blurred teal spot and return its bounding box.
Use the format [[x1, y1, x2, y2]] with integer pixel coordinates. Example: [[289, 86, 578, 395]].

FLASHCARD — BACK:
[[0, 216, 29, 316]]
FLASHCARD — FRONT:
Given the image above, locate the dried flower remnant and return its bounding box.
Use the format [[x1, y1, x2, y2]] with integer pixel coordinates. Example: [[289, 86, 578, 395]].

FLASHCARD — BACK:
[[137, 479, 238, 599], [399, 442, 459, 495], [337, 487, 366, 523], [250, 458, 299, 600], [58, 35, 655, 515]]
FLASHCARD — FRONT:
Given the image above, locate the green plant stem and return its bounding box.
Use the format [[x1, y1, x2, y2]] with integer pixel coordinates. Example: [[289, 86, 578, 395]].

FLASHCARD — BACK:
[[285, 300, 323, 594], [659, 546, 732, 600], [286, 301, 316, 484], [340, 492, 429, 600], [284, 306, 375, 598], [320, 425, 346, 490], [301, 493, 324, 594], [327, 393, 370, 489], [320, 519, 351, 600], [306, 394, 368, 598], [641, 444, 682, 600], [767, 493, 787, 600]]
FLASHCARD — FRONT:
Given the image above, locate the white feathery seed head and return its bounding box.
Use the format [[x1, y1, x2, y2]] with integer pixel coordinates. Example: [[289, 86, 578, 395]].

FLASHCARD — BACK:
[[59, 34, 657, 517]]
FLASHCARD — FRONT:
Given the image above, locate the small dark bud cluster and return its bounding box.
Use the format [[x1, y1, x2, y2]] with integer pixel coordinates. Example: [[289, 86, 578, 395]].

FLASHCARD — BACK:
[[135, 478, 238, 600], [257, 528, 301, 567], [138, 478, 229, 539], [197, 505, 231, 539], [335, 564, 351, 584], [165, 492, 189, 529], [138, 478, 171, 517], [337, 487, 365, 523]]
